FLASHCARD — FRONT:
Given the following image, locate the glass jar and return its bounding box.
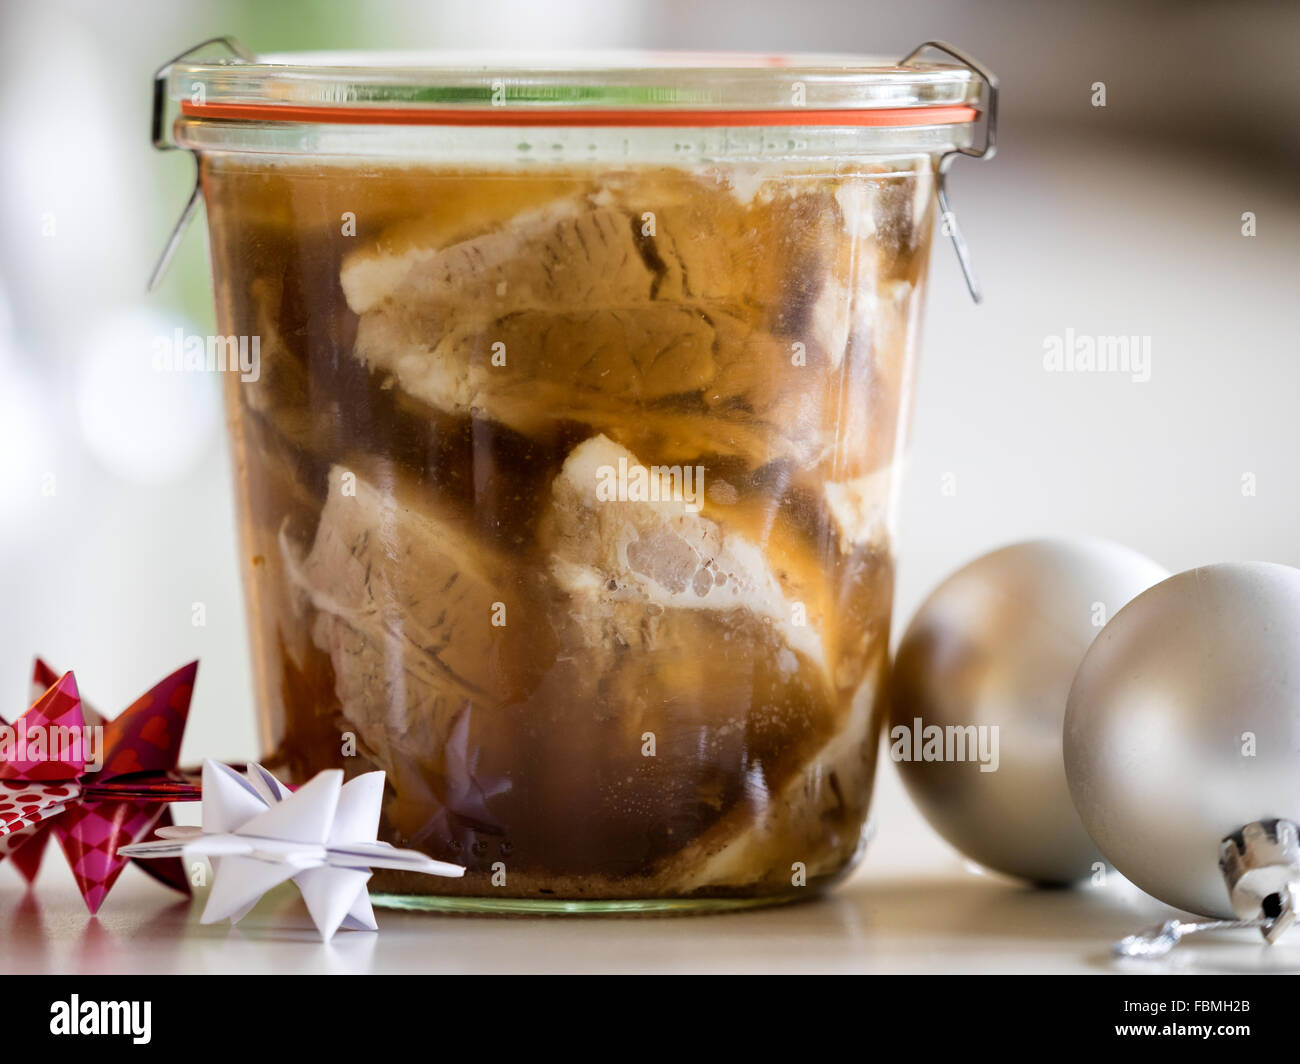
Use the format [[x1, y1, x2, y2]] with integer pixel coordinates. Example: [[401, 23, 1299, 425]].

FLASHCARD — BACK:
[[154, 45, 991, 912]]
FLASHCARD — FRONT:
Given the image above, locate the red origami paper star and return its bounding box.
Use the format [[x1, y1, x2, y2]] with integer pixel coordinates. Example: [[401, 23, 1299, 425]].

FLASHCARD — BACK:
[[0, 659, 200, 913]]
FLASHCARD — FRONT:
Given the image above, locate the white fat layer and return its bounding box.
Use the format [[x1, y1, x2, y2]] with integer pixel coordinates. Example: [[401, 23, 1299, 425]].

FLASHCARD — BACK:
[[823, 464, 895, 553]]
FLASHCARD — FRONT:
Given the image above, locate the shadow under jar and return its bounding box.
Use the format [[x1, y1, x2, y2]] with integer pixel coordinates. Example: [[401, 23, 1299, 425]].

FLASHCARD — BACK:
[[161, 49, 986, 912]]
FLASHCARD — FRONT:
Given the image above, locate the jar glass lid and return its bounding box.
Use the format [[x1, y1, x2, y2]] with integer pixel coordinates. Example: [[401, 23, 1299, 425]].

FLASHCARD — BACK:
[[159, 42, 985, 129]]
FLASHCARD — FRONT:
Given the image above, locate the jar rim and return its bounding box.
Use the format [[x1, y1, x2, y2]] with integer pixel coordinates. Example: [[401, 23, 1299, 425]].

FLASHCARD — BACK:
[[166, 48, 983, 127]]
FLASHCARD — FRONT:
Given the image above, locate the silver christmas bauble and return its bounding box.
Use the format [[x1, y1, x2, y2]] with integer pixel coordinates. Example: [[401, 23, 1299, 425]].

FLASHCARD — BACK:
[[891, 538, 1168, 884], [1065, 561, 1300, 919]]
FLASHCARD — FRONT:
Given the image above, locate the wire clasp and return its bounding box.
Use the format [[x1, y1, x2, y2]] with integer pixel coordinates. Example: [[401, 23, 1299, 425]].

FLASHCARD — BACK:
[[900, 41, 998, 304], [148, 37, 255, 292]]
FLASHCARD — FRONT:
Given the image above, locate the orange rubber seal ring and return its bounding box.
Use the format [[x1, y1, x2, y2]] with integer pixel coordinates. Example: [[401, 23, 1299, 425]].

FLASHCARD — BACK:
[[180, 101, 979, 128]]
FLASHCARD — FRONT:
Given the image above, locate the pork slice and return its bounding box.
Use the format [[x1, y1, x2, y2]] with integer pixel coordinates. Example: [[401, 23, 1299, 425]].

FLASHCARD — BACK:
[[280, 465, 524, 783], [543, 434, 829, 678], [354, 304, 721, 413], [341, 196, 657, 320], [660, 642, 887, 892]]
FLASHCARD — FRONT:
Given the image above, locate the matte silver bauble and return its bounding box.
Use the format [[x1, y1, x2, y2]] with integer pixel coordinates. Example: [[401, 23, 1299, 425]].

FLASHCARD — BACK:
[[891, 538, 1168, 884], [1065, 561, 1300, 918]]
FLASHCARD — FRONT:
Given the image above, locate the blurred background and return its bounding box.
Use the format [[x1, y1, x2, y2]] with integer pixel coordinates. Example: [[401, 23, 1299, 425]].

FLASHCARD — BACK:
[[1, 0, 1297, 880]]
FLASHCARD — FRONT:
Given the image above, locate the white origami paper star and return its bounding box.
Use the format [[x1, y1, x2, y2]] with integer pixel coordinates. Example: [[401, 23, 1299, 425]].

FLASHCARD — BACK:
[[120, 760, 464, 940]]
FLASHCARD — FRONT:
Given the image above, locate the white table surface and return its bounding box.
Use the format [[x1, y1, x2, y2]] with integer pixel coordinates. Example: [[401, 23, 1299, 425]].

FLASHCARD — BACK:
[[5, 743, 1297, 976], [6, 844, 1299, 975]]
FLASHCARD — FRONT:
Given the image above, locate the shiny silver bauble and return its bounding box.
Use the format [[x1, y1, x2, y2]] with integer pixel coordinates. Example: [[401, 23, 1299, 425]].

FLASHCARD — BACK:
[[1066, 562, 1300, 918], [891, 538, 1168, 884]]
